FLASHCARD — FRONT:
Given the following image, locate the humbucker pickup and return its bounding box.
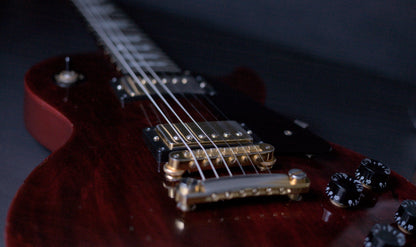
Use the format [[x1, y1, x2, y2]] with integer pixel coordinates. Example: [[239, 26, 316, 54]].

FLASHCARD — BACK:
[[111, 73, 215, 104], [156, 120, 253, 149], [143, 120, 260, 163]]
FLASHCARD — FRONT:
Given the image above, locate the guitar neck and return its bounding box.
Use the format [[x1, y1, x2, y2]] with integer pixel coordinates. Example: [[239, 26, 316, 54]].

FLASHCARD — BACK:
[[71, 0, 180, 74], [71, 0, 212, 103]]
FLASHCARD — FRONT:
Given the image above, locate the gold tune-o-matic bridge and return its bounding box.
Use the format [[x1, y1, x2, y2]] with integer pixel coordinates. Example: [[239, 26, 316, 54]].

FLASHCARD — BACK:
[[164, 143, 276, 181]]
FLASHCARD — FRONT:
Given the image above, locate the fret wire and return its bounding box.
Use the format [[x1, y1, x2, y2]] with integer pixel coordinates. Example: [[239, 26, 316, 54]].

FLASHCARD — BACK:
[[72, 0, 209, 179], [89, 1, 180, 73], [84, 1, 231, 178], [86, 2, 236, 178]]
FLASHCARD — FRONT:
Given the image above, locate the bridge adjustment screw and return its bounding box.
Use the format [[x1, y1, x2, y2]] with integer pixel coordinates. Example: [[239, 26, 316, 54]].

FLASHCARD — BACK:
[[289, 169, 307, 184]]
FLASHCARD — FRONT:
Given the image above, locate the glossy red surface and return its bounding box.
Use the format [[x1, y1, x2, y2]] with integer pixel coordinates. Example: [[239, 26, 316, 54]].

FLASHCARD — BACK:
[[6, 53, 416, 246]]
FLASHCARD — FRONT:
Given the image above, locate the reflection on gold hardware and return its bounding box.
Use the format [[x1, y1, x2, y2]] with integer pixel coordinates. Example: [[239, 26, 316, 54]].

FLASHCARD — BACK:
[[155, 121, 253, 150], [163, 143, 276, 181], [174, 169, 310, 212]]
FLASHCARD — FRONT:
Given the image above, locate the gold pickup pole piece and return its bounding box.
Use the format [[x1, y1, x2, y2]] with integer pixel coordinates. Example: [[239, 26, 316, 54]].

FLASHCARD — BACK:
[[174, 169, 310, 211], [155, 120, 253, 150], [163, 143, 277, 181]]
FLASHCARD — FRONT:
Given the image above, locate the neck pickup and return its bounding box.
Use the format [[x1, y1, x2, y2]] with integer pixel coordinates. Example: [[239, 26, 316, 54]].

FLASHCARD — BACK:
[[111, 74, 215, 104]]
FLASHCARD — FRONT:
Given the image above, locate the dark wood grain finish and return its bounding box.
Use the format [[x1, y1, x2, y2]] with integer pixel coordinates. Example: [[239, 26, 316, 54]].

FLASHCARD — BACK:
[[6, 53, 416, 246]]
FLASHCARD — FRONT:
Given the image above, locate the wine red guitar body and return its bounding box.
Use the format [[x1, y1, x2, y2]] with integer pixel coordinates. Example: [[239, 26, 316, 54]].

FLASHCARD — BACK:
[[6, 53, 416, 246]]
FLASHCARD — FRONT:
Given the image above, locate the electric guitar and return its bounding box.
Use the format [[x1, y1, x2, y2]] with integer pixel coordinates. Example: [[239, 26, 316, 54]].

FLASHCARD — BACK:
[[6, 0, 416, 246]]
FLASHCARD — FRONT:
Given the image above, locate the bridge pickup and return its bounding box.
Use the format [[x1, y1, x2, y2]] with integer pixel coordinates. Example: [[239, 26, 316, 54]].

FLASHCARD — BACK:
[[163, 143, 276, 181], [173, 169, 310, 211], [143, 120, 258, 163], [156, 120, 253, 149]]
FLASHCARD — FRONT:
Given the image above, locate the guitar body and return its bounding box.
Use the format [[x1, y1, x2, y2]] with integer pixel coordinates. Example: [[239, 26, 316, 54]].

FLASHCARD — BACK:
[[6, 53, 416, 246]]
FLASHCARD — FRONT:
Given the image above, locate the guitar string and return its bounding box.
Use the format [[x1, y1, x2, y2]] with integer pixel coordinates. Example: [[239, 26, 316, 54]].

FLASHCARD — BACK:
[[181, 92, 261, 174], [139, 103, 154, 127], [75, 0, 215, 179], [101, 21, 235, 178], [85, 1, 226, 179], [76, 0, 271, 178], [73, 0, 211, 179], [168, 92, 247, 175], [164, 76, 268, 175], [84, 0, 236, 178], [196, 93, 272, 174], [78, 0, 255, 178], [189, 93, 271, 174]]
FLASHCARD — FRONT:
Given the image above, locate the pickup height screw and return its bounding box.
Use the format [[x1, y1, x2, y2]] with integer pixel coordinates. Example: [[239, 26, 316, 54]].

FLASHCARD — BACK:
[[153, 136, 160, 142], [289, 169, 307, 181], [145, 127, 151, 132]]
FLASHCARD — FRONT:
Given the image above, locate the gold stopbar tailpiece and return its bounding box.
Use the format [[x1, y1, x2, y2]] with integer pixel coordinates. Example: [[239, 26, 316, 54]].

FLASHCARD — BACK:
[[155, 120, 253, 150], [174, 169, 310, 212], [163, 143, 276, 181]]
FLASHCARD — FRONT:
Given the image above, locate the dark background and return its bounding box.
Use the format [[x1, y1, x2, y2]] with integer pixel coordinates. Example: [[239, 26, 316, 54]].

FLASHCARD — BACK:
[[1, 0, 416, 244]]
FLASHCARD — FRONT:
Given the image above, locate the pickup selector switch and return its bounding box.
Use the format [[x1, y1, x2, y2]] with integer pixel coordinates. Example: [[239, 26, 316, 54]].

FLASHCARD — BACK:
[[325, 173, 363, 208], [364, 224, 406, 247], [355, 158, 390, 191], [394, 200, 416, 235]]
